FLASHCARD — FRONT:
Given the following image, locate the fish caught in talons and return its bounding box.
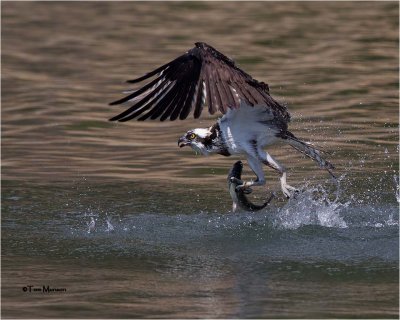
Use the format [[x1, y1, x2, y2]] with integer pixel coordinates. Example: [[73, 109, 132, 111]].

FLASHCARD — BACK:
[[228, 161, 275, 212]]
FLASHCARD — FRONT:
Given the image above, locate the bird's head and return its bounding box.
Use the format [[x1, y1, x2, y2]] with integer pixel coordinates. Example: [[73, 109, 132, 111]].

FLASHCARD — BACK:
[[178, 128, 213, 155]]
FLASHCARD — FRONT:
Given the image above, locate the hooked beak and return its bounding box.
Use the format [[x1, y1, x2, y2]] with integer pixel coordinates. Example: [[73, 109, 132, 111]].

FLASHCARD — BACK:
[[178, 136, 189, 148]]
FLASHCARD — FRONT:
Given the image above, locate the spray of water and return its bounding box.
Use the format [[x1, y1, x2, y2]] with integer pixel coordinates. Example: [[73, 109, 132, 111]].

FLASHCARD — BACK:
[[273, 176, 349, 230], [394, 175, 400, 203], [71, 170, 400, 237]]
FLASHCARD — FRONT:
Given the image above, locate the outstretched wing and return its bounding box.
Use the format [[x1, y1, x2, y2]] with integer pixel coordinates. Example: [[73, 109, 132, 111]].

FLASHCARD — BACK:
[[109, 42, 290, 122]]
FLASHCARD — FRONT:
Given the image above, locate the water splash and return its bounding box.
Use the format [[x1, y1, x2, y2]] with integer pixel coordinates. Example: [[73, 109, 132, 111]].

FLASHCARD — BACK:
[[273, 179, 349, 230], [363, 213, 398, 228], [394, 175, 399, 203], [87, 217, 96, 233], [105, 215, 115, 232], [67, 170, 400, 239]]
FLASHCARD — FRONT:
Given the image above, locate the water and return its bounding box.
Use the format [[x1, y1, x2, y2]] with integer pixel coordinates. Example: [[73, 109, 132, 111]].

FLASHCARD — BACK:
[[2, 2, 399, 318]]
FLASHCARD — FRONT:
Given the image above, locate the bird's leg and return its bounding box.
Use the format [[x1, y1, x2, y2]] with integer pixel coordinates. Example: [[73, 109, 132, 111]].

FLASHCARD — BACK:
[[231, 177, 253, 193], [234, 178, 253, 194], [235, 155, 266, 194], [258, 150, 298, 198], [278, 171, 299, 198]]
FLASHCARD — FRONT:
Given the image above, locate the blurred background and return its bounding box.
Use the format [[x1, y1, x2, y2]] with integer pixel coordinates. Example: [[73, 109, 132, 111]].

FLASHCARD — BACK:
[[2, 2, 399, 318], [2, 1, 398, 185]]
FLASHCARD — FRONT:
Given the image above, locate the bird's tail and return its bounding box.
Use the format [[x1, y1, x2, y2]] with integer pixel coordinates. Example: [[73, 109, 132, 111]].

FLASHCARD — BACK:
[[283, 131, 336, 178]]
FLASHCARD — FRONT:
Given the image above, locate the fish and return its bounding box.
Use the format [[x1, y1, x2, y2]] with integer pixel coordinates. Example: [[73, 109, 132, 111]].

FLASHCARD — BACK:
[[228, 160, 274, 212]]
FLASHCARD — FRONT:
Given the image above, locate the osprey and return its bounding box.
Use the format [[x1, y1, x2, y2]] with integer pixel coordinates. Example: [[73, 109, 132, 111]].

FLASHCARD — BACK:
[[110, 42, 335, 198]]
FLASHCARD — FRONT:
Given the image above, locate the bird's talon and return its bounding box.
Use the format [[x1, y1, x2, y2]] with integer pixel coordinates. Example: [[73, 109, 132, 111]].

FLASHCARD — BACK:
[[282, 187, 299, 199], [284, 192, 290, 199], [235, 184, 253, 194], [235, 184, 244, 191]]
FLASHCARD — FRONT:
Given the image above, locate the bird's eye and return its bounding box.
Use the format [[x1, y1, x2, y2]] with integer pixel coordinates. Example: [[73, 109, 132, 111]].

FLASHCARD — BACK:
[[189, 133, 196, 140]]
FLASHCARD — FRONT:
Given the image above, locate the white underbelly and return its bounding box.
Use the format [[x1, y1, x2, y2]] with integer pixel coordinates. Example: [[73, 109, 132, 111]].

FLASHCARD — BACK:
[[219, 119, 279, 155]]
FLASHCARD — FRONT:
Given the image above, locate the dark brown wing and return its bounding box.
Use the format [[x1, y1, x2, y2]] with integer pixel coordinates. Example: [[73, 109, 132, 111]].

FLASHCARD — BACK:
[[109, 42, 290, 122]]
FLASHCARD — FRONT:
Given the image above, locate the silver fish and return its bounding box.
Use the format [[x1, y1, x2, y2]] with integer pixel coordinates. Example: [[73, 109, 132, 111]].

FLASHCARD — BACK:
[[228, 161, 274, 212]]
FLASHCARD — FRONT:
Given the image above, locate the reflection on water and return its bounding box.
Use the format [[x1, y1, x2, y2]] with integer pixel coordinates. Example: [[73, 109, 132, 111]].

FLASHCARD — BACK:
[[1, 1, 399, 318]]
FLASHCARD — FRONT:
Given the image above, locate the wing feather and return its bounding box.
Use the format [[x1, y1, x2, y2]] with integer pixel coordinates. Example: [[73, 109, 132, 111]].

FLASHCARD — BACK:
[[193, 80, 204, 118], [109, 42, 290, 122], [211, 70, 225, 114], [110, 58, 184, 121], [169, 68, 196, 120], [226, 69, 253, 106], [218, 68, 236, 108], [215, 63, 236, 110], [159, 70, 192, 121], [109, 73, 166, 106], [142, 61, 191, 120], [148, 80, 182, 120], [202, 66, 215, 114], [126, 60, 174, 84], [109, 74, 174, 121], [136, 61, 186, 121], [179, 62, 201, 120]]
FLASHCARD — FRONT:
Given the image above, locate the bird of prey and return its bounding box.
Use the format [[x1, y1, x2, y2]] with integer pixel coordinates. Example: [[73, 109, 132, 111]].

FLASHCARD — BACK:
[[109, 42, 335, 198]]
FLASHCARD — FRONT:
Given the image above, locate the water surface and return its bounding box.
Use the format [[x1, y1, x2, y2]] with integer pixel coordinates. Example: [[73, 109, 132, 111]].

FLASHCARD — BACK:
[[1, 1, 399, 318]]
